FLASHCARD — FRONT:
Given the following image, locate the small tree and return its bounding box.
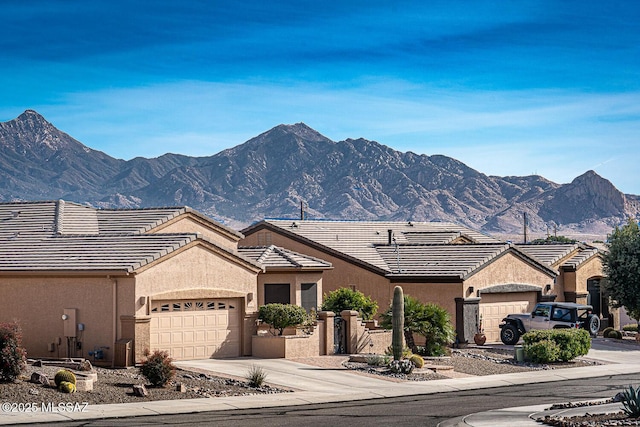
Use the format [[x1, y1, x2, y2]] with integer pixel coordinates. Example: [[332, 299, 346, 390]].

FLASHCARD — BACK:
[[321, 288, 378, 320], [602, 218, 640, 321], [258, 303, 308, 335], [0, 322, 27, 382]]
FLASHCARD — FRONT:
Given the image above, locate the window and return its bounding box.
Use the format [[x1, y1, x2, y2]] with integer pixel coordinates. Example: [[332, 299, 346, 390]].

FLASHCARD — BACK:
[[264, 284, 290, 304], [533, 305, 550, 318], [301, 283, 318, 313]]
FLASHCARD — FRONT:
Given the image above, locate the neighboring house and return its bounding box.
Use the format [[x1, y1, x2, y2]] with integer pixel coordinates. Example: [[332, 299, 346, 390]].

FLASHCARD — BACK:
[[515, 244, 607, 325], [0, 201, 330, 365], [241, 220, 561, 343]]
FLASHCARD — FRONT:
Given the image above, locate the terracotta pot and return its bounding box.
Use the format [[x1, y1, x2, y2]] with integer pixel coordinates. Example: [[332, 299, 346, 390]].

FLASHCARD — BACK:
[[474, 333, 486, 346]]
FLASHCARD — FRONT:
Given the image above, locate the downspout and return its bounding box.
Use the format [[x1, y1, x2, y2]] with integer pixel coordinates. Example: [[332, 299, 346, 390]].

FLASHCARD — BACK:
[[111, 276, 117, 368]]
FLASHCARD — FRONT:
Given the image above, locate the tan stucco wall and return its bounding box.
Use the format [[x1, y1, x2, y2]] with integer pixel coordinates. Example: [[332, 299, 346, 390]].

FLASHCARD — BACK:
[[133, 243, 259, 361], [575, 256, 604, 294], [0, 275, 125, 362], [397, 282, 463, 329], [150, 215, 239, 251], [479, 292, 538, 305], [465, 252, 555, 295], [241, 231, 392, 314], [135, 244, 258, 310], [258, 271, 323, 308]]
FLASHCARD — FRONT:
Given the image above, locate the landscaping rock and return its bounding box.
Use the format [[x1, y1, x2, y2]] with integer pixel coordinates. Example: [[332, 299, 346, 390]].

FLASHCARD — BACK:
[[132, 384, 148, 397], [30, 372, 49, 386], [176, 383, 187, 393]]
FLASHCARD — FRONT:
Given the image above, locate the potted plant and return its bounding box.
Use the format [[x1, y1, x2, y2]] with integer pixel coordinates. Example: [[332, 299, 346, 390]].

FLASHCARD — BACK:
[[474, 314, 486, 346]]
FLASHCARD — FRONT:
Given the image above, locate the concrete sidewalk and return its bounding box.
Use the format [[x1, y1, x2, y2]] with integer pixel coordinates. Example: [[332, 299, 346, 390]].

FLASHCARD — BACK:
[[2, 343, 640, 425]]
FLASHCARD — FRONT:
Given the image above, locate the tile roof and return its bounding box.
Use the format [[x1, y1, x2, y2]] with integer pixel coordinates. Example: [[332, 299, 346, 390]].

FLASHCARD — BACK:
[[0, 234, 200, 272], [0, 200, 253, 273], [238, 246, 332, 270], [376, 243, 554, 279], [515, 244, 600, 270], [246, 219, 557, 279], [0, 200, 243, 239]]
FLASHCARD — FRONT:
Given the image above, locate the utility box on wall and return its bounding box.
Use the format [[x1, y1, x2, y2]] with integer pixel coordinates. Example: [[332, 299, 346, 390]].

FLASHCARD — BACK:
[[63, 308, 77, 338]]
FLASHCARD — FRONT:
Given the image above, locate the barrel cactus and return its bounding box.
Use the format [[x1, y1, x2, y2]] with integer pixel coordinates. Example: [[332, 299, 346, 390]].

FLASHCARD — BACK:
[[54, 369, 76, 387], [409, 354, 425, 369], [392, 286, 405, 361], [59, 380, 76, 393]]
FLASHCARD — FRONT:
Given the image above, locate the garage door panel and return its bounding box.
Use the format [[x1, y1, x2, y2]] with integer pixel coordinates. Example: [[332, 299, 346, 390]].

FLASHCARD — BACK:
[[480, 300, 530, 343], [150, 298, 241, 360]]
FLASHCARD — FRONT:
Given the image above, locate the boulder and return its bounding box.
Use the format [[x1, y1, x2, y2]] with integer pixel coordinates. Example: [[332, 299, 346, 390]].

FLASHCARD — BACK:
[[30, 372, 49, 386], [132, 384, 148, 397]]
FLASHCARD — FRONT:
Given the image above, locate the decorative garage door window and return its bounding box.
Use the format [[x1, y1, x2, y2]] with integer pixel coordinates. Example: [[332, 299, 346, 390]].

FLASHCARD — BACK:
[[151, 301, 235, 313]]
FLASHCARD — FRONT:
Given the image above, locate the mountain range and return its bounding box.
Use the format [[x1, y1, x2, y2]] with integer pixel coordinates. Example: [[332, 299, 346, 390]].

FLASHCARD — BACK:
[[1, 110, 637, 237]]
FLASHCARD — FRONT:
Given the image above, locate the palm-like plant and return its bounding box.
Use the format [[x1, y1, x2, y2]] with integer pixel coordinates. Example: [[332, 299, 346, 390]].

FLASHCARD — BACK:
[[381, 295, 455, 356]]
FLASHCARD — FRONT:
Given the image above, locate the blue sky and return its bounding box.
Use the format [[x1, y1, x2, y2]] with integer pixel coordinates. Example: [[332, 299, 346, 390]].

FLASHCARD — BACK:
[[1, 1, 639, 193]]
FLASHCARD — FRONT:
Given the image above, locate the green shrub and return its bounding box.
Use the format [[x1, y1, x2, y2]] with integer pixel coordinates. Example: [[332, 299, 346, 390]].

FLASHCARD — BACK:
[[258, 303, 308, 336], [321, 288, 378, 320], [602, 327, 615, 338], [525, 339, 561, 363], [621, 385, 640, 418], [140, 349, 176, 387], [623, 324, 638, 332], [0, 322, 27, 382], [409, 354, 425, 368], [611, 330, 623, 339], [523, 329, 590, 362], [365, 354, 390, 366], [245, 365, 267, 388]]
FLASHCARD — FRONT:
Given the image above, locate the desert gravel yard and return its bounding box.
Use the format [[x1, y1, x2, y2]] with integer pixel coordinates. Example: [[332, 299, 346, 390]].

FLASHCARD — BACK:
[[0, 363, 288, 406], [0, 347, 603, 405]]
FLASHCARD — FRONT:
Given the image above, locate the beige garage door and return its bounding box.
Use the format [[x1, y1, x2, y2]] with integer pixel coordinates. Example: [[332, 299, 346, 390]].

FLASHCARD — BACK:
[[150, 299, 241, 360], [480, 301, 530, 343]]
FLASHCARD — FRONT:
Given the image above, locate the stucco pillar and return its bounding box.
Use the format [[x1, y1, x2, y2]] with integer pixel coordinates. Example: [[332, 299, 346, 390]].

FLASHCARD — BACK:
[[341, 310, 359, 354], [245, 312, 259, 356], [120, 315, 151, 365], [455, 297, 480, 345], [318, 311, 335, 355]]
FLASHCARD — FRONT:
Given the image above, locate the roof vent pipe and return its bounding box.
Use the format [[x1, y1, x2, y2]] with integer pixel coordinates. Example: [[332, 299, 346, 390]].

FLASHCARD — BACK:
[[388, 229, 393, 245]]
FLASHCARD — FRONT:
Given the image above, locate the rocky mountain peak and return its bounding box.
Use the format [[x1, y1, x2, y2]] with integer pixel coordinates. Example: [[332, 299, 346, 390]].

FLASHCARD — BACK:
[[1, 110, 73, 153], [0, 110, 636, 237]]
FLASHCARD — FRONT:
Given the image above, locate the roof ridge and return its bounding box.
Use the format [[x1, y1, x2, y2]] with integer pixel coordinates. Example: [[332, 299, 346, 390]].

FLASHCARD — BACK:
[[256, 245, 276, 264], [273, 246, 303, 267]]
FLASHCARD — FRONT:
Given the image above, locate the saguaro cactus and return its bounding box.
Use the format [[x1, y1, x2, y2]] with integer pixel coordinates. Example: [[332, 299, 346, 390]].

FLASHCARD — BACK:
[[392, 286, 405, 361]]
